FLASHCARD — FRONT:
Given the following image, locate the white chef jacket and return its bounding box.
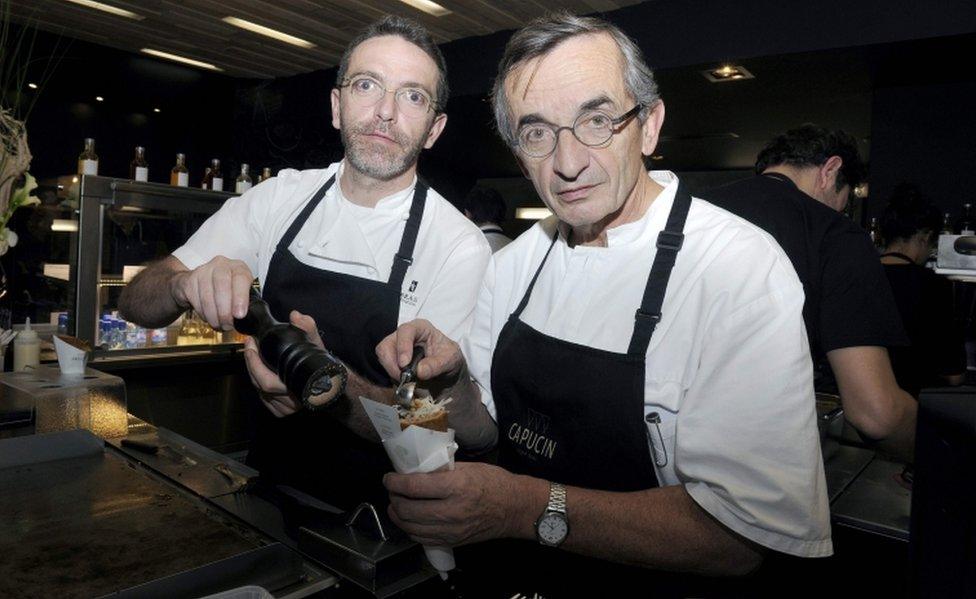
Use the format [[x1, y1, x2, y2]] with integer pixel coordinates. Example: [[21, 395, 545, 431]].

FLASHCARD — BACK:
[[461, 170, 831, 558], [173, 161, 492, 340]]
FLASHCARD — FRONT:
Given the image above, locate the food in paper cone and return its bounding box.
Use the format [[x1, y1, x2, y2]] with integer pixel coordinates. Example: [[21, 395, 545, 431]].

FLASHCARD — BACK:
[[397, 394, 451, 432]]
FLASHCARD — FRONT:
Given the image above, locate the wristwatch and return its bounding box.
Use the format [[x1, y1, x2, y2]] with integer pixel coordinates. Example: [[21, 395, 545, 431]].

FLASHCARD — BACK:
[[535, 481, 569, 547]]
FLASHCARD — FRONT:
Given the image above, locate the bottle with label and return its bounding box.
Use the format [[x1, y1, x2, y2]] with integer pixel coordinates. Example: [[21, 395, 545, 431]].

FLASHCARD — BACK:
[[867, 217, 883, 249], [170, 153, 189, 187], [201, 167, 212, 189], [959, 203, 974, 235], [235, 163, 253, 194], [209, 159, 224, 191], [78, 138, 99, 176], [259, 167, 272, 183], [130, 146, 149, 182], [13, 318, 40, 372]]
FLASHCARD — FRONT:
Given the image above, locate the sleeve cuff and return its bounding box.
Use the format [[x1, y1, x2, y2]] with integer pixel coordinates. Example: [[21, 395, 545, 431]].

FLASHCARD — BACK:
[[684, 481, 833, 558]]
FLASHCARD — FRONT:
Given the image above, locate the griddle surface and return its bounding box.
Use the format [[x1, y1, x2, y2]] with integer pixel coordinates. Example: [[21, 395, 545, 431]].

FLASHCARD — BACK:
[[0, 451, 258, 598]]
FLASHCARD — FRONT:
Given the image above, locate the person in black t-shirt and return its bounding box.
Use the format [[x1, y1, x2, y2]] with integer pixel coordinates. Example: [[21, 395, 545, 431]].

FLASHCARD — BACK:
[[705, 124, 917, 460], [879, 184, 966, 397]]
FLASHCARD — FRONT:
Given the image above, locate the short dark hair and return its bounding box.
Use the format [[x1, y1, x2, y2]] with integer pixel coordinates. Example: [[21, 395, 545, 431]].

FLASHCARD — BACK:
[[491, 11, 659, 146], [881, 182, 941, 244], [335, 15, 449, 111], [464, 185, 507, 224], [755, 124, 865, 191]]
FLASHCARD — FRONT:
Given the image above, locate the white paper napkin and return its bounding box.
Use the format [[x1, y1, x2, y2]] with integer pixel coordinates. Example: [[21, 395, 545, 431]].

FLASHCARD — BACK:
[[359, 396, 457, 577], [53, 336, 88, 375]]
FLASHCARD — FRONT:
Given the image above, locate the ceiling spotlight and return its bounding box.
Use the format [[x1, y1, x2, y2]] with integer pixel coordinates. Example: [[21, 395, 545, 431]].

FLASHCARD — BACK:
[[701, 64, 754, 83], [396, 0, 452, 17], [153, 107, 161, 113], [222, 16, 315, 49], [64, 0, 144, 20], [27, 82, 38, 89], [95, 96, 104, 102], [141, 48, 223, 72]]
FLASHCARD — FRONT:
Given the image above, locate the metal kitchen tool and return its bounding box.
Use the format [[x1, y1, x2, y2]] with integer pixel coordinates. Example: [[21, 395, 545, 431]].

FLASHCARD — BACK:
[[393, 345, 425, 408]]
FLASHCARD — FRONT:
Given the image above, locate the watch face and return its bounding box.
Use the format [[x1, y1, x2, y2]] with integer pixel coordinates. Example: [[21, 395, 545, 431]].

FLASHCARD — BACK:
[[538, 513, 568, 545]]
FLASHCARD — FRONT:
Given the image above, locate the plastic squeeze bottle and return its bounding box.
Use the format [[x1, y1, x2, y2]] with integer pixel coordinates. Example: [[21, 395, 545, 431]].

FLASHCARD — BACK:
[[13, 317, 40, 372]]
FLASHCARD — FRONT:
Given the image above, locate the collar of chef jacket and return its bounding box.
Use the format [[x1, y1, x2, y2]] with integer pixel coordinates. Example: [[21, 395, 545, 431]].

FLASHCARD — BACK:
[[306, 163, 417, 274]]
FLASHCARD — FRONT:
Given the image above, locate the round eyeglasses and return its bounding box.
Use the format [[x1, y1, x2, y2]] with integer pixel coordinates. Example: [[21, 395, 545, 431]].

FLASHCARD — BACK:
[[338, 76, 438, 117], [514, 104, 644, 158]]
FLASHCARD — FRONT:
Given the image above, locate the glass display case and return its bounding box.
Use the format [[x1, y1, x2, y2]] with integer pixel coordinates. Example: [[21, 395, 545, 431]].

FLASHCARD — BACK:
[[41, 175, 242, 362]]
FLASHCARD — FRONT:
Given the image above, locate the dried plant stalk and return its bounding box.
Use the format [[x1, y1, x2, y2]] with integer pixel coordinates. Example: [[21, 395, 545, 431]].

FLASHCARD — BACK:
[[0, 107, 31, 217]]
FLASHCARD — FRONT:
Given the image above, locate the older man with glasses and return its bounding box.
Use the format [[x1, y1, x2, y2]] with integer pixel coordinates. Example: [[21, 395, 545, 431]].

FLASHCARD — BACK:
[[119, 15, 491, 510], [377, 12, 829, 596]]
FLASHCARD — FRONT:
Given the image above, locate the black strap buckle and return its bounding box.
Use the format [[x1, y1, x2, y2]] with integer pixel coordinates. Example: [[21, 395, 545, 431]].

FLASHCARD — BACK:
[[394, 253, 414, 265], [635, 309, 662, 324], [656, 230, 684, 251]]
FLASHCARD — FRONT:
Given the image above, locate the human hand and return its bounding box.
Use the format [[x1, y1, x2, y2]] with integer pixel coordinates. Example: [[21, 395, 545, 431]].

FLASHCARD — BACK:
[[243, 310, 324, 417], [384, 462, 524, 547], [376, 319, 464, 383], [170, 256, 254, 330]]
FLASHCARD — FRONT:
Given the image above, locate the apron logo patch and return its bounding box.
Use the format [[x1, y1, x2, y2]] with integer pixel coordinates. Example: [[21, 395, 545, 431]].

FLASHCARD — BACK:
[[507, 408, 557, 460], [401, 281, 419, 306]]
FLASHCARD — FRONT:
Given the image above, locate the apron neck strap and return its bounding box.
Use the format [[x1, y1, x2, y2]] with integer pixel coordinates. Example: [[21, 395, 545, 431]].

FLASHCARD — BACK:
[[513, 229, 559, 318], [880, 251, 915, 264], [389, 179, 429, 288], [276, 173, 337, 253], [627, 183, 692, 356]]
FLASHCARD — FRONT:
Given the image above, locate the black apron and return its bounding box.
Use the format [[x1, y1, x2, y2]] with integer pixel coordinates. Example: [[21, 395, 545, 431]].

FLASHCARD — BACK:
[[248, 173, 428, 510], [453, 186, 699, 598]]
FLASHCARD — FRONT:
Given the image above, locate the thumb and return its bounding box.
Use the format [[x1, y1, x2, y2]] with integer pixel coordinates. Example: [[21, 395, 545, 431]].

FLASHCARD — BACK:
[[290, 311, 324, 348]]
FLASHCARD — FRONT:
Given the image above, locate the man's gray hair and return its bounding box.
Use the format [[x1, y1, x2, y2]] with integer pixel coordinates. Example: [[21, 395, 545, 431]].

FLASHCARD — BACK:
[[336, 15, 449, 112], [490, 12, 660, 146]]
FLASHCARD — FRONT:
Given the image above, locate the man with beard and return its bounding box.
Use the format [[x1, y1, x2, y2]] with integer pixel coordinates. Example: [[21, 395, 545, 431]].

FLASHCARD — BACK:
[[119, 16, 491, 509]]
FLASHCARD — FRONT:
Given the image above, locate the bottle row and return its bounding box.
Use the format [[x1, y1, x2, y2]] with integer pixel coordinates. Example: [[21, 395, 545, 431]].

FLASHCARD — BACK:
[[866, 202, 974, 249], [94, 310, 244, 350], [77, 138, 273, 194]]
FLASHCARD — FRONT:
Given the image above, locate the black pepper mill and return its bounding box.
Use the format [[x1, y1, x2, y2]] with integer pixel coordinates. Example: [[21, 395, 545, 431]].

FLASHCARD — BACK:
[[234, 291, 347, 410]]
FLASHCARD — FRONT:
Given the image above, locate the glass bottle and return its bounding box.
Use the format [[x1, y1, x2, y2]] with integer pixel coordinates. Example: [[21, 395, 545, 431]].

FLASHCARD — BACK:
[[210, 158, 224, 191], [959, 203, 974, 235], [867, 217, 883, 249], [177, 311, 201, 345], [941, 212, 954, 235], [201, 167, 211, 189], [78, 138, 98, 176], [235, 163, 253, 194], [170, 153, 189, 187], [130, 146, 149, 182], [259, 167, 272, 183]]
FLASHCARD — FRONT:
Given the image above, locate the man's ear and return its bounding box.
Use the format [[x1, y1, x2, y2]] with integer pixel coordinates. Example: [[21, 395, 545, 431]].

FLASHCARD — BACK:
[[330, 88, 341, 131], [819, 155, 843, 191], [640, 100, 666, 157], [423, 113, 448, 149]]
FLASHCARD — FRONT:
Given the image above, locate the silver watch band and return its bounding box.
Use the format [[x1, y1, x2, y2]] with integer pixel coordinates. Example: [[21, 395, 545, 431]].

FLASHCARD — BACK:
[[548, 482, 567, 514]]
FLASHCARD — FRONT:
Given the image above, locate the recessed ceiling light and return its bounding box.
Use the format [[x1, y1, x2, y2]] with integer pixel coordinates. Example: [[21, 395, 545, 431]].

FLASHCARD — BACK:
[[701, 64, 754, 83], [515, 207, 552, 221], [397, 0, 452, 17], [153, 107, 161, 113], [222, 16, 315, 49], [140, 48, 224, 72], [95, 96, 104, 102], [27, 82, 38, 89], [64, 0, 144, 20]]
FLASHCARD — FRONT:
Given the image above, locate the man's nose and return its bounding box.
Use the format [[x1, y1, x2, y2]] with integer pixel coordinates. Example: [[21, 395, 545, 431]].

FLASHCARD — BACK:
[[551, 129, 589, 180], [374, 90, 398, 121]]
